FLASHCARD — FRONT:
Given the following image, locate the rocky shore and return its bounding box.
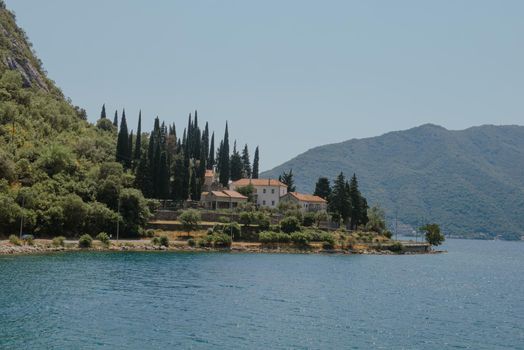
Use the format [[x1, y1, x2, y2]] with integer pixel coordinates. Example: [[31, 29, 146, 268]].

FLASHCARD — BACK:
[[0, 240, 441, 256]]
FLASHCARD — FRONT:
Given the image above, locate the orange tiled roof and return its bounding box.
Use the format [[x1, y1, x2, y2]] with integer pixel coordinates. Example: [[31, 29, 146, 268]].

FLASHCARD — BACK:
[[231, 178, 287, 187], [288, 192, 327, 203], [206, 190, 248, 200]]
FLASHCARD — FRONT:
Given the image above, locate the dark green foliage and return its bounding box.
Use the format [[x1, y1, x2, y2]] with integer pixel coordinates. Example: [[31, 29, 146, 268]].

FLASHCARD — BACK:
[[218, 123, 230, 186], [207, 132, 215, 170], [116, 110, 130, 168], [279, 169, 296, 193], [134, 111, 142, 162], [314, 177, 331, 199], [118, 188, 151, 237], [421, 223, 445, 246], [302, 212, 316, 227], [328, 172, 351, 224], [348, 174, 368, 230], [96, 232, 110, 245], [280, 216, 301, 233], [252, 146, 259, 179], [113, 110, 118, 127], [241, 144, 251, 178], [159, 235, 169, 247], [290, 231, 312, 245], [259, 231, 291, 243], [78, 234, 93, 248], [230, 141, 243, 181], [52, 236, 65, 247], [100, 104, 106, 119], [96, 118, 115, 132]]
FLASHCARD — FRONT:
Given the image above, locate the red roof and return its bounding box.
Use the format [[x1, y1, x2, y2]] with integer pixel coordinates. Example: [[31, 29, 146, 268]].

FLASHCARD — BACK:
[[205, 190, 248, 200], [287, 192, 327, 203], [231, 178, 287, 187]]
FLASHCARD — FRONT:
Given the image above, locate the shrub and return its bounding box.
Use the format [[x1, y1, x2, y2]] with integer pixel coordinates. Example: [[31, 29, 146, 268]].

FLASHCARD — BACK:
[[256, 212, 271, 230], [239, 211, 256, 226], [151, 237, 160, 245], [78, 234, 93, 248], [159, 236, 169, 247], [187, 238, 195, 247], [269, 224, 281, 232], [52, 236, 66, 247], [96, 232, 110, 245], [302, 212, 316, 227], [322, 240, 335, 250], [217, 216, 230, 223], [215, 222, 241, 239], [23, 235, 34, 246], [388, 241, 404, 252], [212, 233, 232, 247], [258, 231, 291, 243], [280, 216, 301, 233], [8, 234, 21, 246], [290, 231, 312, 245], [145, 229, 155, 238]]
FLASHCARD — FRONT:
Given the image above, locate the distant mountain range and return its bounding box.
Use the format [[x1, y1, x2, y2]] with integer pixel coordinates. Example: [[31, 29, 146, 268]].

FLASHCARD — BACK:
[[262, 124, 524, 240]]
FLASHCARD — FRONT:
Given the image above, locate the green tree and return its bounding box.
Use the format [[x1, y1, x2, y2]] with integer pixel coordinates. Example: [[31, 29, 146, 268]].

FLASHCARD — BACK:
[[252, 146, 259, 179], [366, 205, 386, 233], [241, 144, 251, 178], [207, 132, 215, 170], [230, 141, 243, 181], [279, 169, 296, 193], [113, 110, 118, 127], [348, 174, 368, 230], [218, 123, 230, 186], [421, 223, 445, 246], [314, 177, 331, 199], [119, 188, 151, 237], [134, 110, 142, 162], [116, 109, 130, 168], [100, 104, 106, 119], [328, 172, 351, 225], [179, 209, 201, 236], [280, 215, 301, 233]]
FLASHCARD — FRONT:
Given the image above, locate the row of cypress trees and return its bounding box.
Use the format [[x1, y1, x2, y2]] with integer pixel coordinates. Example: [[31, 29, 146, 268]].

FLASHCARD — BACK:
[[100, 105, 259, 201], [314, 173, 369, 229]]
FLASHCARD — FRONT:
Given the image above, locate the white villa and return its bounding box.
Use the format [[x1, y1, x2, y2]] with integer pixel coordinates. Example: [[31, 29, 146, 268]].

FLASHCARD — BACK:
[[229, 178, 288, 208]]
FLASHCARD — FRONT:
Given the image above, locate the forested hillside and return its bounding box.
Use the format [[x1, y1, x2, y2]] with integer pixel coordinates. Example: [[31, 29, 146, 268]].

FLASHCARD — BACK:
[[0, 2, 258, 238], [262, 124, 524, 240]]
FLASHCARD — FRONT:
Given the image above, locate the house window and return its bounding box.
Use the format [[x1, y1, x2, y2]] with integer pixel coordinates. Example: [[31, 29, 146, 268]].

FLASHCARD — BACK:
[[263, 189, 266, 194], [263, 200, 266, 205], [271, 201, 275, 206], [271, 189, 275, 194]]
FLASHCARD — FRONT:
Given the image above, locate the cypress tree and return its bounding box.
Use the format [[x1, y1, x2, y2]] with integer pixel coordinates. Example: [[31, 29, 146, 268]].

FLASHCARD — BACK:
[[207, 132, 215, 170], [116, 110, 129, 167], [328, 172, 351, 225], [349, 174, 369, 230], [128, 130, 134, 166], [314, 177, 331, 199], [279, 169, 296, 193], [158, 151, 170, 199], [241, 144, 251, 178], [230, 141, 243, 181], [190, 167, 199, 200], [135, 154, 153, 197], [100, 104, 106, 119], [252, 146, 259, 179], [113, 110, 118, 127], [153, 142, 161, 197], [172, 153, 187, 201], [134, 111, 142, 162], [218, 123, 230, 186]]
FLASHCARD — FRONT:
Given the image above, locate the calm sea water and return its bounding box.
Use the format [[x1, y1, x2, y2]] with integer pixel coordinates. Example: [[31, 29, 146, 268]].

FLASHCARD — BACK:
[[0, 239, 523, 349]]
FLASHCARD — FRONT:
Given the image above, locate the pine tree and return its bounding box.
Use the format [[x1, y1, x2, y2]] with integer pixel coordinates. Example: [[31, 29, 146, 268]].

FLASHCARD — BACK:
[[279, 169, 296, 192], [348, 173, 369, 230], [207, 132, 215, 170], [116, 110, 129, 168], [134, 110, 142, 162], [252, 146, 259, 179], [241, 144, 251, 178], [314, 177, 331, 199], [218, 123, 230, 186], [100, 104, 106, 119], [328, 172, 351, 225], [113, 110, 118, 127], [230, 141, 243, 181]]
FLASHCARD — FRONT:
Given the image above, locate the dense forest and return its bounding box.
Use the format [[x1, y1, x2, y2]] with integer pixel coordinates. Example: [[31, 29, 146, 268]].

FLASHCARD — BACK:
[[0, 2, 258, 238]]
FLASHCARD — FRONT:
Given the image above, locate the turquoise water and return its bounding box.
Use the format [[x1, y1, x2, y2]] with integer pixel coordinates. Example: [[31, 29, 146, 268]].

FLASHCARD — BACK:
[[1, 240, 523, 349]]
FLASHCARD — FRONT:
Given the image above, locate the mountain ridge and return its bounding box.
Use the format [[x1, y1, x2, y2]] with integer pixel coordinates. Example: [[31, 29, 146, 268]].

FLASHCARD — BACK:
[[262, 123, 524, 240]]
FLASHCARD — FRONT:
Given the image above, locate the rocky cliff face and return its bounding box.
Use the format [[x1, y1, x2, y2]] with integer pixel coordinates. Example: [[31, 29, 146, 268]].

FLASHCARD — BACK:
[[0, 1, 51, 91]]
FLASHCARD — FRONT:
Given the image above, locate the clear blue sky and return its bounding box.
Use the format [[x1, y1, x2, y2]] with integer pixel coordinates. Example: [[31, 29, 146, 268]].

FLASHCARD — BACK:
[[6, 0, 524, 171]]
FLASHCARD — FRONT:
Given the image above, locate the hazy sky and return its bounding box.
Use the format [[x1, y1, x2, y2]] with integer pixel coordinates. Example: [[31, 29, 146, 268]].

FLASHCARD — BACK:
[[6, 0, 524, 171]]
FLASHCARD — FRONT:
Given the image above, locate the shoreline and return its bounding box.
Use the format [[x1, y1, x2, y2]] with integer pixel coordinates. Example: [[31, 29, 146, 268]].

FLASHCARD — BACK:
[[0, 240, 442, 256]]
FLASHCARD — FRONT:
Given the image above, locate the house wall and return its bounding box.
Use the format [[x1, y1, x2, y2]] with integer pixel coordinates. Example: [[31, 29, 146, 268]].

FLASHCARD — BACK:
[[230, 184, 287, 208], [280, 195, 327, 212]]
